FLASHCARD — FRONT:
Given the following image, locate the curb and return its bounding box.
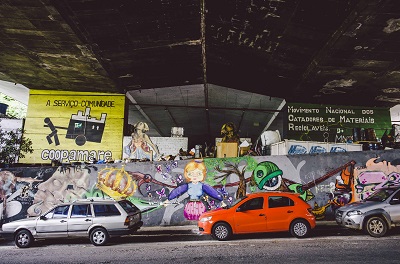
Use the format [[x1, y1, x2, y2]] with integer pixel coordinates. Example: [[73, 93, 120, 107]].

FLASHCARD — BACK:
[[0, 221, 338, 241], [137, 220, 338, 233]]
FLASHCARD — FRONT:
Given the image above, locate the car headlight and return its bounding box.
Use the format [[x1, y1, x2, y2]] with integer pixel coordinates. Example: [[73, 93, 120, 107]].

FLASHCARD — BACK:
[[347, 210, 362, 216], [199, 216, 212, 222]]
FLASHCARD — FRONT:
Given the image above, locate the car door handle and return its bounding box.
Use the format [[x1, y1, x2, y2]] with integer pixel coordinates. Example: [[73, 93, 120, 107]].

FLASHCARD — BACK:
[[85, 219, 91, 222], [60, 220, 67, 223], [259, 214, 265, 216], [287, 210, 293, 213]]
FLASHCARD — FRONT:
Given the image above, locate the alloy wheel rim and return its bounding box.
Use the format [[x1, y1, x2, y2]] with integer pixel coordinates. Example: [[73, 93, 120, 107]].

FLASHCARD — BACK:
[[215, 226, 228, 239], [17, 233, 29, 246], [294, 223, 307, 236], [370, 220, 384, 234], [93, 231, 105, 244]]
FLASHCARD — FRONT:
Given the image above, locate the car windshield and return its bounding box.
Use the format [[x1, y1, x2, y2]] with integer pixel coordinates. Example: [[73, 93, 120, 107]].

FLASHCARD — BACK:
[[118, 200, 140, 213], [365, 188, 396, 202], [228, 196, 248, 208]]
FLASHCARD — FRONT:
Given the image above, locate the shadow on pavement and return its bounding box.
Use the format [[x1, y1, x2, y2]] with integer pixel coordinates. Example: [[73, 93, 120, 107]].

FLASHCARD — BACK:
[[1, 224, 399, 247]]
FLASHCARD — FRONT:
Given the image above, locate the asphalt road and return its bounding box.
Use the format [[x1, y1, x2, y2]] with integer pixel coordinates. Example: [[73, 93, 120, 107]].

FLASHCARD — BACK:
[[1, 224, 399, 264]]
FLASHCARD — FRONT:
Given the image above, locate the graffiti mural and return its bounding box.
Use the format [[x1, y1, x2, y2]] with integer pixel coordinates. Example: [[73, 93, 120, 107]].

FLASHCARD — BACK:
[[2, 150, 400, 226], [354, 158, 400, 201], [168, 160, 222, 220], [20, 90, 125, 163]]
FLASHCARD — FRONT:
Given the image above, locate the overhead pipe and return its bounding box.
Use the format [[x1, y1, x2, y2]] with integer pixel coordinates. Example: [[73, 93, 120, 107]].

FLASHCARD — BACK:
[[130, 102, 283, 113]]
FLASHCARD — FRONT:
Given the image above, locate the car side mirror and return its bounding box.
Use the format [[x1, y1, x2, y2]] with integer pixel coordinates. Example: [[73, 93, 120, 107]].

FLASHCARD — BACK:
[[40, 215, 47, 220], [236, 207, 242, 212]]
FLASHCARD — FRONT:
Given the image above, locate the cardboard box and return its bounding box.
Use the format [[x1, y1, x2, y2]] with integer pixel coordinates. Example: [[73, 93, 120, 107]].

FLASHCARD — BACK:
[[216, 142, 238, 158]]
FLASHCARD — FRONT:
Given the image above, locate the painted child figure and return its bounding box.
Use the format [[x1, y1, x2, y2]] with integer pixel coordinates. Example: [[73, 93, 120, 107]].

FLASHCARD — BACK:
[[168, 159, 222, 220]]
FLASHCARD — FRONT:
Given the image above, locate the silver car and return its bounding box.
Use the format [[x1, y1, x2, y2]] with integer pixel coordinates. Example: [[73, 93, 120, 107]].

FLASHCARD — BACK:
[[335, 186, 400, 237], [0, 198, 142, 248]]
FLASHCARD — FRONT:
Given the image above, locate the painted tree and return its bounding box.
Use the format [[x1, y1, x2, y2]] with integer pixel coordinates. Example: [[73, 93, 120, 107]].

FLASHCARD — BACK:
[[214, 162, 247, 199], [206, 156, 258, 199]]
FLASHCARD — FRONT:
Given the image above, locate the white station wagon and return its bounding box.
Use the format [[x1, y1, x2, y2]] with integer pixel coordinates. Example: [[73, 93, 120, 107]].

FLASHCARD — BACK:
[[0, 198, 142, 248]]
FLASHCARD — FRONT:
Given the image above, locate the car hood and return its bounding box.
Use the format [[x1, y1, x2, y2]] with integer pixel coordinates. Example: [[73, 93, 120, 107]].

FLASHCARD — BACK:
[[340, 201, 379, 211], [200, 207, 233, 217], [2, 217, 38, 227]]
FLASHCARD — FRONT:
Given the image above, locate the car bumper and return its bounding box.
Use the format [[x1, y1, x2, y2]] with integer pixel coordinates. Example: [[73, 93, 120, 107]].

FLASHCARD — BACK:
[[335, 214, 362, 230], [197, 220, 213, 235], [0, 230, 14, 241], [108, 221, 143, 237], [306, 214, 317, 229]]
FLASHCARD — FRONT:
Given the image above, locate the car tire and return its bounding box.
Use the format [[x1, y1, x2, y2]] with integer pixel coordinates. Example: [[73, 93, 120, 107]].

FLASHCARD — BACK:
[[90, 227, 109, 246], [365, 216, 387, 237], [15, 229, 34, 248], [211, 222, 232, 241], [290, 219, 310, 238]]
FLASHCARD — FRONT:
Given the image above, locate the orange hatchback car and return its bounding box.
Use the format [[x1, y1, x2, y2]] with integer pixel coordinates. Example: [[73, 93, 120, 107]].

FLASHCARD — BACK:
[[198, 192, 316, 240]]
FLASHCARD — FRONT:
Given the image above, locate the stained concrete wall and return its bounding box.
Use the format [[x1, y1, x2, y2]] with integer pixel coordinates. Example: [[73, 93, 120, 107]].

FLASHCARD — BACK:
[[1, 149, 399, 226]]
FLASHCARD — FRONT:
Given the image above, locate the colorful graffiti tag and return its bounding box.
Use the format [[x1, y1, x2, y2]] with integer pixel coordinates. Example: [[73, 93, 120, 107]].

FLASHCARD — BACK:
[[2, 151, 400, 226]]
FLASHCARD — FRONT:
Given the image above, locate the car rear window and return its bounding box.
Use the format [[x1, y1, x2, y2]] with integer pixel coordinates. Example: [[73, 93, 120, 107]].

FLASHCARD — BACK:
[[118, 200, 140, 214], [93, 204, 121, 216]]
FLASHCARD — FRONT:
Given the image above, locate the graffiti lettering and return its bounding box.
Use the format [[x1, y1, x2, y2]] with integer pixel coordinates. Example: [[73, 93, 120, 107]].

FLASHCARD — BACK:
[[50, 100, 115, 108], [339, 116, 374, 124], [52, 100, 79, 107], [81, 100, 115, 108], [288, 115, 323, 122], [325, 107, 356, 114], [41, 149, 112, 162], [287, 106, 319, 114], [288, 123, 329, 131]]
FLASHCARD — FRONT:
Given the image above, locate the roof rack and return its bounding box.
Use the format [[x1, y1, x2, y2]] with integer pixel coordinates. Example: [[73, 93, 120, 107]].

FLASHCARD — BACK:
[[72, 197, 116, 203]]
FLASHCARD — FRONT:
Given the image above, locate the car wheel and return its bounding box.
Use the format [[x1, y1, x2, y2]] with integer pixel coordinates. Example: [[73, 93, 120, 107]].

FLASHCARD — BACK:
[[365, 216, 387, 237], [211, 222, 232, 241], [90, 227, 109, 246], [15, 229, 34, 248], [290, 219, 310, 238]]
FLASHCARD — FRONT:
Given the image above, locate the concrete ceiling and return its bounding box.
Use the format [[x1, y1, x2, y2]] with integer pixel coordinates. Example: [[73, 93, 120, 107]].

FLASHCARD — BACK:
[[1, 0, 400, 145]]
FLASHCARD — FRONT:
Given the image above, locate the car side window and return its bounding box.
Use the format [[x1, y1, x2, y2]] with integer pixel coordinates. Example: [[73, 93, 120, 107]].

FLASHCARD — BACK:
[[268, 196, 294, 208], [390, 190, 400, 204], [71, 204, 92, 218], [238, 197, 264, 211], [93, 204, 121, 216], [44, 205, 70, 219]]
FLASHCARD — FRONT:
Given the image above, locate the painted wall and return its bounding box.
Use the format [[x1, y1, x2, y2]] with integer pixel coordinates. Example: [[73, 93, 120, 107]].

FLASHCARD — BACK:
[[19, 90, 125, 164], [2, 150, 400, 226]]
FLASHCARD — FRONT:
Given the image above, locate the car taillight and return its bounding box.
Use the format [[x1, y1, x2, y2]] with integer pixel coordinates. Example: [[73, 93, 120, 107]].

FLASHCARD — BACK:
[[124, 216, 130, 226]]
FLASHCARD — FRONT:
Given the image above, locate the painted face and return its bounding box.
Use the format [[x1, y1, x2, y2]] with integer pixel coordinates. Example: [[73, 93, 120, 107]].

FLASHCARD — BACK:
[[187, 168, 204, 183]]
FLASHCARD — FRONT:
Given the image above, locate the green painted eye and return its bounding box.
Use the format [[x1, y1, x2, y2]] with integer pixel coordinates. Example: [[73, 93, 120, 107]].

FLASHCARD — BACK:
[[255, 166, 267, 178]]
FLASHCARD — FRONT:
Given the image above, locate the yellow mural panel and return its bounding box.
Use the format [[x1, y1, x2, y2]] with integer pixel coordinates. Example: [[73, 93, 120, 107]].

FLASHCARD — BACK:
[[20, 90, 125, 163]]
